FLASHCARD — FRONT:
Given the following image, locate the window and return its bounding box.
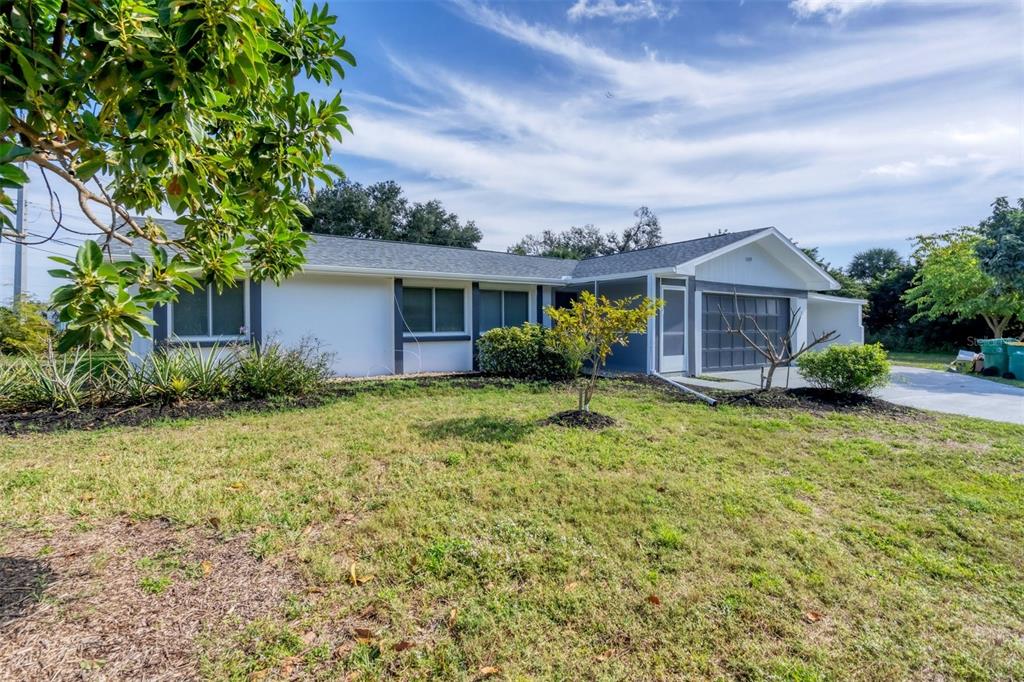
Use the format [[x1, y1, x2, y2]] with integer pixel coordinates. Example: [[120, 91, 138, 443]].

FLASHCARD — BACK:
[[480, 290, 530, 333], [171, 284, 247, 338], [402, 287, 466, 334]]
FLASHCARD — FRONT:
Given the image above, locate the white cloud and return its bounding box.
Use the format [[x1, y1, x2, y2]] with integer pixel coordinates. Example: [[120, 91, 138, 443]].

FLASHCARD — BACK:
[[567, 0, 675, 22], [789, 0, 887, 21], [336, 2, 1022, 259]]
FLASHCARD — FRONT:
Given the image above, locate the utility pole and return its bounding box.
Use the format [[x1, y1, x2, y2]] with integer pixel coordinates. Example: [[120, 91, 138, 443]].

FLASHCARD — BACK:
[[12, 175, 27, 309]]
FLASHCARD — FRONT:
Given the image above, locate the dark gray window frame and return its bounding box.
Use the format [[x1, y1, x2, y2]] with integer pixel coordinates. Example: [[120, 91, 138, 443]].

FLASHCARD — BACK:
[[401, 285, 467, 336], [169, 281, 249, 342], [479, 288, 530, 333]]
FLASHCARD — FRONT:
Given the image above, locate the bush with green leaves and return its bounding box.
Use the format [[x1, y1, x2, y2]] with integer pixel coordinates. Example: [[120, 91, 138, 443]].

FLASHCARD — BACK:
[[476, 324, 574, 381], [0, 298, 54, 354], [797, 343, 891, 394], [231, 338, 334, 400]]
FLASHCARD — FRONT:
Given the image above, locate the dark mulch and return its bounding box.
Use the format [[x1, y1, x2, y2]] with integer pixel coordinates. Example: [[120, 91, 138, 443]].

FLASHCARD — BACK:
[[0, 395, 330, 437], [0, 519, 307, 680], [541, 409, 617, 430], [720, 387, 921, 418]]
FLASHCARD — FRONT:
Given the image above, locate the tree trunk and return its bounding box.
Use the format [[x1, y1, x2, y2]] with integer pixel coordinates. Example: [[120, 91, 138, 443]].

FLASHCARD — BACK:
[[763, 363, 777, 390], [987, 315, 1011, 337], [577, 385, 587, 412]]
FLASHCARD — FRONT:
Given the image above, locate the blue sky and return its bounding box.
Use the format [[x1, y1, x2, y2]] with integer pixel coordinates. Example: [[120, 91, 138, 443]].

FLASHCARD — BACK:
[[3, 0, 1022, 298], [324, 0, 1023, 263]]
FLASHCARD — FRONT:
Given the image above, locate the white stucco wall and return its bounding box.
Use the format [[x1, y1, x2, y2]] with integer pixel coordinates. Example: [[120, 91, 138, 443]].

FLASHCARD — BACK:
[[807, 296, 864, 347], [402, 340, 472, 373], [262, 273, 395, 377], [695, 241, 809, 290]]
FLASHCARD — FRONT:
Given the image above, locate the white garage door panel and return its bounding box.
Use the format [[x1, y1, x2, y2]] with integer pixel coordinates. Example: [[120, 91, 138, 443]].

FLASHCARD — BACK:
[[261, 274, 394, 377]]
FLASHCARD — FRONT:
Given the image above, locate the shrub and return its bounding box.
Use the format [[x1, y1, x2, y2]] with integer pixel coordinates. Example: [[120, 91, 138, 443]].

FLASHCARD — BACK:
[[231, 338, 334, 399], [22, 349, 94, 411], [145, 351, 193, 405], [0, 356, 34, 410], [0, 298, 55, 355], [477, 324, 574, 381], [176, 344, 235, 399], [797, 343, 891, 394]]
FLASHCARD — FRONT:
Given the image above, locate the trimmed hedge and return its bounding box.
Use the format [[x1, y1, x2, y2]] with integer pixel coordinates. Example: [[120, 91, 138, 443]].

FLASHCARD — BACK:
[[796, 342, 891, 394], [477, 323, 574, 381]]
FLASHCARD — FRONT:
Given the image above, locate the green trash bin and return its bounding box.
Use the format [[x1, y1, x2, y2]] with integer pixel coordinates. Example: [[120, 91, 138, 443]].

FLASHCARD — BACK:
[[978, 338, 1009, 376], [1006, 342, 1024, 379]]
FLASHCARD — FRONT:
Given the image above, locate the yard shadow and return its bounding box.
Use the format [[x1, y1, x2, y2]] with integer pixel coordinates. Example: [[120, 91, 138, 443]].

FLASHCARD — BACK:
[[417, 415, 536, 444], [0, 556, 55, 626]]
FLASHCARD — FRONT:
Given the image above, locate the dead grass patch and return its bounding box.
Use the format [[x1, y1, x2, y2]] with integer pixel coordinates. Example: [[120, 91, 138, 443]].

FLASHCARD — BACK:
[[0, 518, 302, 680]]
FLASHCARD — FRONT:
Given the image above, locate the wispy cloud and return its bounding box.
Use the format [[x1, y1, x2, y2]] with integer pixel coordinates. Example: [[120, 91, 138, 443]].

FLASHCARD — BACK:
[[789, 0, 888, 21], [338, 1, 1022, 255], [567, 0, 676, 22]]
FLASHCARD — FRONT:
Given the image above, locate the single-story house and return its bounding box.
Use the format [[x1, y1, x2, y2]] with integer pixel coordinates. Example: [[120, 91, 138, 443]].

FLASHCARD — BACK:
[[126, 225, 865, 377]]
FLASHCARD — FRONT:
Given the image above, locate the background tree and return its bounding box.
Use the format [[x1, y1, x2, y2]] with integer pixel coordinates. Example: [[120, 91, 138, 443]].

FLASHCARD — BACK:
[[509, 206, 664, 259], [508, 225, 608, 259], [1, 0, 354, 349], [905, 228, 1024, 338], [975, 196, 1024, 296], [0, 297, 54, 355], [301, 179, 482, 247], [848, 248, 904, 282], [546, 291, 662, 413], [607, 206, 662, 253], [800, 247, 867, 299]]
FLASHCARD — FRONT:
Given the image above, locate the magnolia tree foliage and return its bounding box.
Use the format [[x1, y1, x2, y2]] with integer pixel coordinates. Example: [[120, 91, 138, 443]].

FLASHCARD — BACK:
[[905, 228, 1024, 338], [546, 291, 662, 412], [0, 0, 354, 350]]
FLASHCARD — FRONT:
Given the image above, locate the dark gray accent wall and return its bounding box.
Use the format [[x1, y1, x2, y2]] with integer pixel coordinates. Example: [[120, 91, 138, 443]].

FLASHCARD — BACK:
[[249, 281, 262, 345], [595, 277, 648, 373], [152, 304, 168, 344], [472, 282, 481, 371], [393, 278, 404, 374]]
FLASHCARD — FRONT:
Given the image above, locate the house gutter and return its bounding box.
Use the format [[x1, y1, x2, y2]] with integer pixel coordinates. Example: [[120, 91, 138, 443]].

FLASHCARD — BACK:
[[652, 371, 718, 407]]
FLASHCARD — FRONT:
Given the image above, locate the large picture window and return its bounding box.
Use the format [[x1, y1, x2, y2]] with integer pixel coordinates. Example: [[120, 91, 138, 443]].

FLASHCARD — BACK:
[[171, 284, 247, 339], [480, 290, 529, 333], [402, 287, 466, 334]]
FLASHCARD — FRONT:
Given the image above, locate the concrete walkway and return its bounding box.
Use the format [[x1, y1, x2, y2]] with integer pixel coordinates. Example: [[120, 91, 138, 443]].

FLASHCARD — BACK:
[[681, 366, 1024, 425]]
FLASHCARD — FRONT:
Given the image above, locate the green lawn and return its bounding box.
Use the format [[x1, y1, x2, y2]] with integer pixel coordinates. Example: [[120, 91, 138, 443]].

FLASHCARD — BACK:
[[2, 379, 1023, 680], [888, 351, 1024, 389]]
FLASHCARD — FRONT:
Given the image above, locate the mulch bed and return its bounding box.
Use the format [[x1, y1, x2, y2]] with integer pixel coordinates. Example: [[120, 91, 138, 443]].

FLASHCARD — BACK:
[[540, 410, 617, 430], [0, 518, 306, 680], [0, 395, 330, 437], [719, 387, 921, 418]]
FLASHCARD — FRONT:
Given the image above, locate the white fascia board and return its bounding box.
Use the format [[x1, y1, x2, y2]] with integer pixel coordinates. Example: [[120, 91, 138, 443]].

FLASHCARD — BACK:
[[675, 227, 840, 290], [809, 292, 867, 305], [300, 264, 568, 285]]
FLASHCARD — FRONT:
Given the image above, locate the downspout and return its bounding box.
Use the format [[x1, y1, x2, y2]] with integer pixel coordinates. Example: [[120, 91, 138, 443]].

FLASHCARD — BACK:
[[652, 371, 718, 407]]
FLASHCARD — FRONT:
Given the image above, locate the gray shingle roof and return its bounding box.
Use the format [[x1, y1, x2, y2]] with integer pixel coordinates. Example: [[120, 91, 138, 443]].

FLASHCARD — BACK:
[[570, 228, 768, 278], [114, 219, 770, 281], [301, 234, 578, 279]]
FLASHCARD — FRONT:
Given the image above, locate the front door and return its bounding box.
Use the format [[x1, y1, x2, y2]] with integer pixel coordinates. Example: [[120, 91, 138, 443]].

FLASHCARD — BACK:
[[660, 286, 686, 373]]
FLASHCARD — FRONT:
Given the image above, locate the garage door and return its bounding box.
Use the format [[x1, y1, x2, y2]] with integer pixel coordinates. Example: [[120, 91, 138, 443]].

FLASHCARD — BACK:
[[702, 293, 790, 371]]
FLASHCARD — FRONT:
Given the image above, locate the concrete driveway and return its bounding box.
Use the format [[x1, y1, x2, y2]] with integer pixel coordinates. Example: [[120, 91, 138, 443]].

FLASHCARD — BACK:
[[697, 366, 1024, 425]]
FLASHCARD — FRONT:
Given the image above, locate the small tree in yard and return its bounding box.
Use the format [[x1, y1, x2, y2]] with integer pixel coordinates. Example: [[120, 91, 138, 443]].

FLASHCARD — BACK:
[[546, 291, 662, 413], [719, 298, 837, 390], [905, 228, 1024, 338]]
